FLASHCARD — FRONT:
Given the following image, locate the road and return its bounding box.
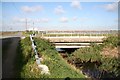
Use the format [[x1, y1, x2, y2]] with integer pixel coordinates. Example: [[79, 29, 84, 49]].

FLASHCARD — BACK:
[[2, 32, 23, 78]]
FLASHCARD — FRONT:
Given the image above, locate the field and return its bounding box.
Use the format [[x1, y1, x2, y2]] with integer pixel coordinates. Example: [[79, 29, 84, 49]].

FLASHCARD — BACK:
[[1, 32, 19, 36]]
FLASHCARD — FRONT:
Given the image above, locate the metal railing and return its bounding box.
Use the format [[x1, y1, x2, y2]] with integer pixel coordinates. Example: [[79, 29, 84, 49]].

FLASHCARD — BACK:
[[29, 34, 50, 75], [30, 34, 41, 64]]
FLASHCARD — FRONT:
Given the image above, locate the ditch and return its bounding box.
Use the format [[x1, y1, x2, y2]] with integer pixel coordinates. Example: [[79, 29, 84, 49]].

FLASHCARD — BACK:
[[56, 48, 117, 80]]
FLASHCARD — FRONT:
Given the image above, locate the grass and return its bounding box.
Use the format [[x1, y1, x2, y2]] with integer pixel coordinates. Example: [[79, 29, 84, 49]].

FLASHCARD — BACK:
[[66, 35, 120, 78], [34, 37, 85, 78], [15, 37, 85, 78], [15, 37, 42, 78]]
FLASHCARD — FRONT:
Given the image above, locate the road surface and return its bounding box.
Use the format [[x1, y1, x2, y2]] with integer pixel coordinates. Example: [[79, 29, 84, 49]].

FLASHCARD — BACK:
[[2, 32, 23, 78]]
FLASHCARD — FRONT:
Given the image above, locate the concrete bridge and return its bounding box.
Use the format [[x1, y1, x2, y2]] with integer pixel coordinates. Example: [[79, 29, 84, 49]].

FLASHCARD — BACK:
[[39, 30, 116, 48], [42, 36, 106, 48]]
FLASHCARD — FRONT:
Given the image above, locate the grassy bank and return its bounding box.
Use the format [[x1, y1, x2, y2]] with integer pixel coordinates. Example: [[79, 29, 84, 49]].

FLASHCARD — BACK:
[[15, 37, 42, 78], [66, 35, 120, 78], [34, 37, 85, 78], [15, 37, 85, 78]]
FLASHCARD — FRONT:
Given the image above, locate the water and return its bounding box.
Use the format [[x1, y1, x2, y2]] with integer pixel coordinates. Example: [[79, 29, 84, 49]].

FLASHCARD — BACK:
[[56, 48, 65, 52]]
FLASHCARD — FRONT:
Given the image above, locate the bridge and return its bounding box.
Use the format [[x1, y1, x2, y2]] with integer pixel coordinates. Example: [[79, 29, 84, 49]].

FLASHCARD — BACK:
[[42, 36, 106, 48], [37, 30, 117, 49]]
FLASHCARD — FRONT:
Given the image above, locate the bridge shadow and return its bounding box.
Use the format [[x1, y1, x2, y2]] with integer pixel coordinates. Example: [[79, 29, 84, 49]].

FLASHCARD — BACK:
[[57, 48, 78, 54], [57, 48, 78, 59]]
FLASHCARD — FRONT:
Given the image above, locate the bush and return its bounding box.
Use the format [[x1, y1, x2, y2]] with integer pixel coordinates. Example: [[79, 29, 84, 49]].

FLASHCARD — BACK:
[[103, 35, 119, 47], [67, 35, 120, 78]]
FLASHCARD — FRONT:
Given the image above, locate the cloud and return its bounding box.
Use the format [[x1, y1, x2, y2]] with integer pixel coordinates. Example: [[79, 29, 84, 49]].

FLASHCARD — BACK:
[[59, 17, 68, 22], [13, 17, 32, 22], [71, 0, 82, 9], [54, 5, 65, 14], [21, 5, 43, 13], [13, 17, 50, 23], [103, 2, 118, 12], [40, 18, 50, 23], [73, 16, 78, 21]]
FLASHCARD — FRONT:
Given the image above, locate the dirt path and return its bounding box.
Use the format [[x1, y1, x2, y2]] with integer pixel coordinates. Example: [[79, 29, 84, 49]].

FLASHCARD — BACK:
[[2, 37, 20, 78]]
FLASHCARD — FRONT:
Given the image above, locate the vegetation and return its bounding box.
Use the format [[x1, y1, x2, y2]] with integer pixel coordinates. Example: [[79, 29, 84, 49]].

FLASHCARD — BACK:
[[22, 31, 38, 37], [16, 33, 120, 79], [16, 37, 85, 78], [66, 35, 120, 79], [15, 37, 42, 78], [16, 37, 61, 78], [34, 37, 85, 78]]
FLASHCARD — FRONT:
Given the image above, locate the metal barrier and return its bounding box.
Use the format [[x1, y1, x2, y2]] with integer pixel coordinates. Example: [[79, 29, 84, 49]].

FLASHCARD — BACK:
[[30, 34, 40, 64], [29, 34, 50, 75]]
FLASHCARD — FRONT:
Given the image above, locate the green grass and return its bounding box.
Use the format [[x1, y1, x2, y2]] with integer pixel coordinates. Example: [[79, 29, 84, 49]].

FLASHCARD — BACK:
[[15, 37, 85, 78], [34, 37, 85, 78], [22, 31, 38, 37], [15, 37, 41, 78], [67, 35, 120, 78]]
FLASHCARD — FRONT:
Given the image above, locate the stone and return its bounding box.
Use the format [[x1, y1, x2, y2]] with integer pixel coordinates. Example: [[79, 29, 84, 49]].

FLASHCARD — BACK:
[[38, 64, 50, 75]]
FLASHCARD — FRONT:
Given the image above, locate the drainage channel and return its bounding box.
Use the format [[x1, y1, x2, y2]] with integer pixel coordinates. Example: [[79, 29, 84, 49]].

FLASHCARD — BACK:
[[57, 48, 90, 78], [29, 34, 50, 75], [57, 48, 106, 79]]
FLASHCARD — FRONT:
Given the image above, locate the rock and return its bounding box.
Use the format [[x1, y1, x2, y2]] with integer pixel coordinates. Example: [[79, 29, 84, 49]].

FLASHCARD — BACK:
[[40, 58, 43, 61], [38, 64, 50, 75], [21, 37, 25, 39]]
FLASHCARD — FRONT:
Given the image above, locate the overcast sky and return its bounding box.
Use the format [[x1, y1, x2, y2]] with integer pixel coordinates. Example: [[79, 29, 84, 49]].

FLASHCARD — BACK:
[[1, 0, 119, 31]]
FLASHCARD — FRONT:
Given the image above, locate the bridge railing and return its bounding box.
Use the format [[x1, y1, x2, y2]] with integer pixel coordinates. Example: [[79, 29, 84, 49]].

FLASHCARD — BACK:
[[37, 30, 117, 37], [42, 36, 106, 43], [41, 33, 110, 37]]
